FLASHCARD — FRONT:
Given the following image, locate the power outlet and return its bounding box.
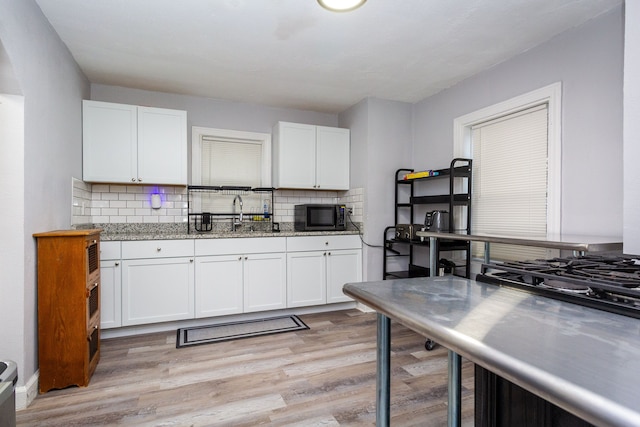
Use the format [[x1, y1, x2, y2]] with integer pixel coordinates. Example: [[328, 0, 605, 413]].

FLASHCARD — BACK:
[[347, 206, 354, 215]]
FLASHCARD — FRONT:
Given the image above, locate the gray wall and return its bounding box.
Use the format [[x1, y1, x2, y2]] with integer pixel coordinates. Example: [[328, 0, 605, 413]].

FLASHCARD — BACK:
[[624, 2, 640, 254], [91, 84, 338, 135], [412, 6, 624, 238], [0, 0, 89, 393], [340, 98, 412, 280]]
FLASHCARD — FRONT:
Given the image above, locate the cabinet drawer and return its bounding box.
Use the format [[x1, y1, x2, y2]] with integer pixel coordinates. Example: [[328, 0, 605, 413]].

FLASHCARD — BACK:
[[100, 241, 121, 260], [122, 240, 194, 259], [286, 235, 361, 252], [195, 237, 286, 256]]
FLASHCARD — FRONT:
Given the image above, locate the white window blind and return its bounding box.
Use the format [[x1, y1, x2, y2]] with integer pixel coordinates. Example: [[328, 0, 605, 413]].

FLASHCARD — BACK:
[[200, 136, 262, 188], [471, 104, 549, 261]]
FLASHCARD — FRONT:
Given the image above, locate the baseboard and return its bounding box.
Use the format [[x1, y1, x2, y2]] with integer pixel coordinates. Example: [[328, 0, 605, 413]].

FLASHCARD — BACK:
[[101, 302, 357, 339], [15, 370, 38, 410]]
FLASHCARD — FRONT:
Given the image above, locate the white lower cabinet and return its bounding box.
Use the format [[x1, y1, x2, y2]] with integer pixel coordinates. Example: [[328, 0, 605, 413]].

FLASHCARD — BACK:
[[326, 249, 362, 303], [122, 257, 195, 326], [121, 240, 195, 327], [194, 238, 287, 317], [195, 255, 244, 317], [100, 259, 122, 329], [243, 252, 287, 313], [100, 241, 122, 329], [287, 251, 326, 307], [286, 235, 362, 307]]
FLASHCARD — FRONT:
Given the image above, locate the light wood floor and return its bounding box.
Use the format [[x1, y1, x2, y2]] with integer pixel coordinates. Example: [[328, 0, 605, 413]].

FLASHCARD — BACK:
[[17, 309, 474, 426]]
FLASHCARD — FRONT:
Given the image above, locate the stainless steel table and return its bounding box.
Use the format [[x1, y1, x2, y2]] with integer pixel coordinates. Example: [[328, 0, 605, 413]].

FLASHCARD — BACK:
[[415, 231, 623, 267], [343, 276, 640, 427]]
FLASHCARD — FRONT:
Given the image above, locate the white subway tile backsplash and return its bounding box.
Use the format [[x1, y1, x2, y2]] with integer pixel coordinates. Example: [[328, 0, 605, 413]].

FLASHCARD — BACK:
[[71, 178, 363, 228]]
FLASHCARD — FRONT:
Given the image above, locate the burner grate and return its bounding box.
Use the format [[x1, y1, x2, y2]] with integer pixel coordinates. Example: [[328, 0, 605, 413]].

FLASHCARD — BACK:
[[479, 255, 640, 318]]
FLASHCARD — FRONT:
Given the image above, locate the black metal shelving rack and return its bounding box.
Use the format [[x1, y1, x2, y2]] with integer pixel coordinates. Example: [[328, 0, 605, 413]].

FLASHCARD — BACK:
[[383, 158, 473, 279]]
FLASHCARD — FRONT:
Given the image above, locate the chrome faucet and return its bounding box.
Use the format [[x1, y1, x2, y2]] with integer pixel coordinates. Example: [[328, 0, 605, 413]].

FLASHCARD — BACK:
[[232, 195, 243, 231]]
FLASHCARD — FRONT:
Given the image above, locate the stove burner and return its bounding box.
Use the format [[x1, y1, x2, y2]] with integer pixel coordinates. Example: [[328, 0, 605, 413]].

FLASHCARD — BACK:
[[478, 255, 640, 318]]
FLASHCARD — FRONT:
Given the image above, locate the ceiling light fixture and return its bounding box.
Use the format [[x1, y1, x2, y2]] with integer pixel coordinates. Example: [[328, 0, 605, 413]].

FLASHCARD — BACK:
[[317, 0, 366, 12]]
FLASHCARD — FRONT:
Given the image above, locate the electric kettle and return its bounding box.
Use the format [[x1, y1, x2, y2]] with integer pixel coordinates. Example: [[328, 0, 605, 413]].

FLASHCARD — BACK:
[[424, 210, 449, 232]]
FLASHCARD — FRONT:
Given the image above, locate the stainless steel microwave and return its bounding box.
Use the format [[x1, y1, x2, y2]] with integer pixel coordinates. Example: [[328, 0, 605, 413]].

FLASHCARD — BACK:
[[294, 204, 347, 231]]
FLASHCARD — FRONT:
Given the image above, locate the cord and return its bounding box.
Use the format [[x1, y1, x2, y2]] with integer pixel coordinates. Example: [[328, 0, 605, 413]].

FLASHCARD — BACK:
[[347, 212, 384, 248]]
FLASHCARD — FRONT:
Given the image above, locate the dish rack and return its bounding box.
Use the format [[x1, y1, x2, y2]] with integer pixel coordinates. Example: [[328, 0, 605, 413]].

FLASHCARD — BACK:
[[187, 185, 275, 233]]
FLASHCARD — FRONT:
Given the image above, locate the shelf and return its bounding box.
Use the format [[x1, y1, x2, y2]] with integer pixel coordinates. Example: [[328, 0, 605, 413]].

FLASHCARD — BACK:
[[396, 164, 472, 184], [385, 158, 473, 280], [386, 238, 470, 252], [410, 194, 470, 205]]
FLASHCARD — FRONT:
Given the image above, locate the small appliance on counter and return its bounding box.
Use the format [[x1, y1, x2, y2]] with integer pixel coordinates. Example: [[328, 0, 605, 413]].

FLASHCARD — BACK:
[[294, 204, 346, 231], [424, 210, 449, 232], [420, 210, 450, 241], [395, 224, 422, 241]]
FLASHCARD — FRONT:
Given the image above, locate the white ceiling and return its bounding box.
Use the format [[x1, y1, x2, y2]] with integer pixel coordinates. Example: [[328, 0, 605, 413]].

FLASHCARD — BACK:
[[36, 0, 621, 114]]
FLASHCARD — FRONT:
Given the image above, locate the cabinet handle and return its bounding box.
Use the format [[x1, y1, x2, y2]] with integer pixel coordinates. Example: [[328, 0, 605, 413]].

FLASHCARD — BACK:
[[323, 252, 327, 256], [325, 241, 329, 245], [138, 178, 142, 182], [245, 256, 248, 260], [238, 256, 242, 261], [190, 259, 194, 263], [156, 247, 162, 252], [131, 178, 136, 182], [328, 252, 331, 256], [115, 262, 119, 267]]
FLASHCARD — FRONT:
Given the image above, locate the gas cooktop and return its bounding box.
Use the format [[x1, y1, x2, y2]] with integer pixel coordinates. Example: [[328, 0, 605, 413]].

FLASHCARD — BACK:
[[476, 254, 640, 319]]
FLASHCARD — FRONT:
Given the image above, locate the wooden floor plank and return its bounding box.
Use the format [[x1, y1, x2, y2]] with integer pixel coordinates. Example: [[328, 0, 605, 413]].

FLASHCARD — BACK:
[[17, 309, 474, 426]]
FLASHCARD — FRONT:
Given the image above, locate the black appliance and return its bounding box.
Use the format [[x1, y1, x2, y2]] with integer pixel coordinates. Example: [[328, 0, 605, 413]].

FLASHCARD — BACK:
[[474, 254, 640, 427], [294, 204, 346, 231], [476, 254, 640, 318]]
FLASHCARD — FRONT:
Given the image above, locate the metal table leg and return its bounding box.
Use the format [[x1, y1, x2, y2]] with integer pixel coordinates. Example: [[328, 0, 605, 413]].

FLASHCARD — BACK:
[[431, 236, 462, 427], [429, 236, 438, 277], [376, 313, 391, 427], [448, 350, 462, 427]]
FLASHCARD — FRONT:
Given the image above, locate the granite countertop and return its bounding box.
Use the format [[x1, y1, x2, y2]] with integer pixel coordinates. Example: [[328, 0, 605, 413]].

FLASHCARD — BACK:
[[100, 229, 360, 241]]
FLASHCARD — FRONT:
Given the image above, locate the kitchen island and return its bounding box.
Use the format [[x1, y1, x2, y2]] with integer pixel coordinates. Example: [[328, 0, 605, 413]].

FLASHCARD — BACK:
[[343, 276, 640, 427]]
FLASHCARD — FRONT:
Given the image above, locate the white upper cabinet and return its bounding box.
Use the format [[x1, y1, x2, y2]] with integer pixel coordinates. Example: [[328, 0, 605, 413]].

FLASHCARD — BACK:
[[272, 121, 350, 190], [83, 100, 187, 185]]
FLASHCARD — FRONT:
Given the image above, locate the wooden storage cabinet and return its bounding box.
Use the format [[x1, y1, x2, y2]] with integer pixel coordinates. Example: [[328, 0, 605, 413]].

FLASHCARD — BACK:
[[34, 229, 102, 393]]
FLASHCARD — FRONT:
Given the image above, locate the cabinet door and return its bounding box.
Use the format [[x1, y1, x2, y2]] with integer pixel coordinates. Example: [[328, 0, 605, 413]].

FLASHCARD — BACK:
[[287, 251, 326, 307], [100, 260, 121, 329], [273, 122, 316, 189], [243, 253, 287, 313], [122, 257, 194, 326], [137, 106, 187, 185], [195, 255, 243, 318], [316, 126, 350, 190], [326, 249, 362, 303], [82, 100, 137, 183]]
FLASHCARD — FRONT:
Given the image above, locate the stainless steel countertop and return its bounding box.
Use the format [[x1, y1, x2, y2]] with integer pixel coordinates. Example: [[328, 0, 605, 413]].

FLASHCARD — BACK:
[[343, 277, 640, 427], [100, 230, 360, 241], [415, 231, 623, 253]]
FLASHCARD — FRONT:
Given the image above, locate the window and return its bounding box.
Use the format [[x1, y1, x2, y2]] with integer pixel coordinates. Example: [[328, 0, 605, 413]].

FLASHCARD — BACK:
[[191, 127, 272, 214], [192, 126, 271, 187], [454, 83, 562, 261]]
